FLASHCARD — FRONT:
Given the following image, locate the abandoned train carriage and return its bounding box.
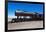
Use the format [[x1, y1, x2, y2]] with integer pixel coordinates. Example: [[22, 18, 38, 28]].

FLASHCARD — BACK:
[[11, 10, 43, 23]]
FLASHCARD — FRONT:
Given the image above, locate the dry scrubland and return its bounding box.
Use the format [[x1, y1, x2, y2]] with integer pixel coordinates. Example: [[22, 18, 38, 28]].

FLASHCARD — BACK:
[[8, 21, 43, 30]]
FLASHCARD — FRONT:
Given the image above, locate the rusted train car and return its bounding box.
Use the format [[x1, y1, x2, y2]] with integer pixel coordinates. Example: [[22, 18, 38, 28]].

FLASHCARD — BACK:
[[10, 10, 43, 23]]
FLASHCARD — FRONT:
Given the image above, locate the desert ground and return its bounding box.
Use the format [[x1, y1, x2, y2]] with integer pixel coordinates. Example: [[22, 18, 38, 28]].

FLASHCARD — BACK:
[[8, 20, 43, 30]]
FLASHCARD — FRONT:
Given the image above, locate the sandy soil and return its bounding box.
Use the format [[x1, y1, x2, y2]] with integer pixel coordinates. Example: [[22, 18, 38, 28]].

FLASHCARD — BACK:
[[8, 21, 43, 30]]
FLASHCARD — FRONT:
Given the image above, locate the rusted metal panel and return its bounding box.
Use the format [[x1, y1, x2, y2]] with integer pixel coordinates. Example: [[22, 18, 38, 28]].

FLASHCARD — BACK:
[[16, 13, 33, 16]]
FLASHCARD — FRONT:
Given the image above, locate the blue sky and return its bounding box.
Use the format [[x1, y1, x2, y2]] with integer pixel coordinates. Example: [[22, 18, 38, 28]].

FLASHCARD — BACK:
[[8, 2, 43, 17]]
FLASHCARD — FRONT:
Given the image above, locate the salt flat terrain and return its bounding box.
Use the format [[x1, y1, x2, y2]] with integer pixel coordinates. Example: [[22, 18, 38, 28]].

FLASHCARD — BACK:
[[8, 21, 43, 30]]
